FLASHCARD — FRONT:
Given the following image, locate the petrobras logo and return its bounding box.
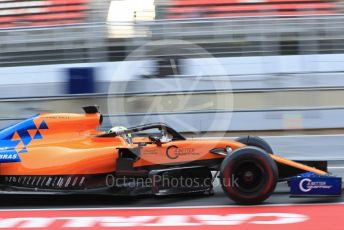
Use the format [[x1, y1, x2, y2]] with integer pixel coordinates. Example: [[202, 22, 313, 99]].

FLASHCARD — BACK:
[[0, 151, 20, 162], [299, 178, 333, 192], [0, 153, 18, 160]]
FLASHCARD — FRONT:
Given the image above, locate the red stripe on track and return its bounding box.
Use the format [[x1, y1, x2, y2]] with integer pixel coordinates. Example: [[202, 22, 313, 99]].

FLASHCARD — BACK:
[[0, 204, 343, 229]]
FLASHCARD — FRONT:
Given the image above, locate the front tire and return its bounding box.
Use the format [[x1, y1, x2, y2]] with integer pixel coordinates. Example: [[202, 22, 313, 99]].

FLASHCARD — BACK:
[[220, 146, 278, 205], [235, 136, 273, 154]]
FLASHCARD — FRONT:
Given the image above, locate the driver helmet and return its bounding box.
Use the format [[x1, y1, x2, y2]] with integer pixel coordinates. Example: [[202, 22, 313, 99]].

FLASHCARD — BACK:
[[109, 126, 132, 144]]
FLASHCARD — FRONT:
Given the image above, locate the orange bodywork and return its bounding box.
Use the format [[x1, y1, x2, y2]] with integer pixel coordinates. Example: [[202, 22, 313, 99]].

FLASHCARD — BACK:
[[0, 113, 119, 175], [0, 111, 327, 176], [0, 112, 238, 176], [270, 154, 327, 175]]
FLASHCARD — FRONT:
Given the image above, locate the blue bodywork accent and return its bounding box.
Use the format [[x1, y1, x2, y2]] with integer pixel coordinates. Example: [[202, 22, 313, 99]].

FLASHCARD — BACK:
[[0, 114, 48, 163], [39, 120, 48, 129], [34, 130, 43, 139], [289, 172, 342, 196], [18, 147, 28, 153]]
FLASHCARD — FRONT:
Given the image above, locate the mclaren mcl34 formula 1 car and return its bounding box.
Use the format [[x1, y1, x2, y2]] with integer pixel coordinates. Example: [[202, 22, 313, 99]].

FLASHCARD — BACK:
[[0, 106, 341, 204]]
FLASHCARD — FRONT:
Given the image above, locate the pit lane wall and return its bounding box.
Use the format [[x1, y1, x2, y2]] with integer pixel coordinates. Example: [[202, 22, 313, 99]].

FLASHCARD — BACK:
[[1, 53, 344, 98], [0, 53, 344, 133], [0, 88, 343, 133]]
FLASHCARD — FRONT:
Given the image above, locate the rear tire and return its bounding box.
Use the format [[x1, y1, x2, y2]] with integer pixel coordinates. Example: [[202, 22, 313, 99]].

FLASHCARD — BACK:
[[235, 136, 273, 154], [220, 146, 278, 205]]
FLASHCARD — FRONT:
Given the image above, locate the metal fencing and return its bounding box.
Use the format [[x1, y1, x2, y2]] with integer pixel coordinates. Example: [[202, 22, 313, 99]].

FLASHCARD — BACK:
[[1, 15, 344, 133], [0, 14, 344, 66]]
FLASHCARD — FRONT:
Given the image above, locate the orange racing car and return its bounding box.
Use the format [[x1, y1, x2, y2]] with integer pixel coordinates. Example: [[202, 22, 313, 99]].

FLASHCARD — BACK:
[[0, 106, 339, 204]]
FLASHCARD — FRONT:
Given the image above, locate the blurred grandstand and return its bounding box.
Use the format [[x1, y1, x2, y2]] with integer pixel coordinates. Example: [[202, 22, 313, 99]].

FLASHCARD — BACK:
[[163, 0, 339, 18], [0, 0, 344, 134], [0, 0, 342, 65]]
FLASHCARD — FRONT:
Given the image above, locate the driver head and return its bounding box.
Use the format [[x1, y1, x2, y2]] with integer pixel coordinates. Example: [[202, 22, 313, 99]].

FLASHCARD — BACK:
[[109, 126, 132, 144]]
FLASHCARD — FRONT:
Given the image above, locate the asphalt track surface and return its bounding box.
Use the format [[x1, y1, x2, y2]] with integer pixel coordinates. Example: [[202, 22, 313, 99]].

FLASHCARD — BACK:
[[0, 134, 343, 210]]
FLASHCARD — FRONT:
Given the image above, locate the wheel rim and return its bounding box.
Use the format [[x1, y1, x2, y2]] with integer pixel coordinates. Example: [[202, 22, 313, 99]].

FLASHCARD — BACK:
[[231, 160, 267, 194]]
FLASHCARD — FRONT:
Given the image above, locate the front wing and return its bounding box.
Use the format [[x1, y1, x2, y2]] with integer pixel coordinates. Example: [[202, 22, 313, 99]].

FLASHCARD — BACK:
[[289, 172, 342, 197]]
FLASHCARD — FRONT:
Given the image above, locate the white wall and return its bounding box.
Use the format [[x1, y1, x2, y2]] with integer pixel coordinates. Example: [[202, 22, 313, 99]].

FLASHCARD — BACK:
[[0, 54, 343, 85], [182, 54, 344, 76]]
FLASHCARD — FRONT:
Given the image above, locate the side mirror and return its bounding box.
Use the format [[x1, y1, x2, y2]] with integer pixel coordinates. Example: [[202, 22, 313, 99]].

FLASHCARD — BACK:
[[149, 136, 162, 146]]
